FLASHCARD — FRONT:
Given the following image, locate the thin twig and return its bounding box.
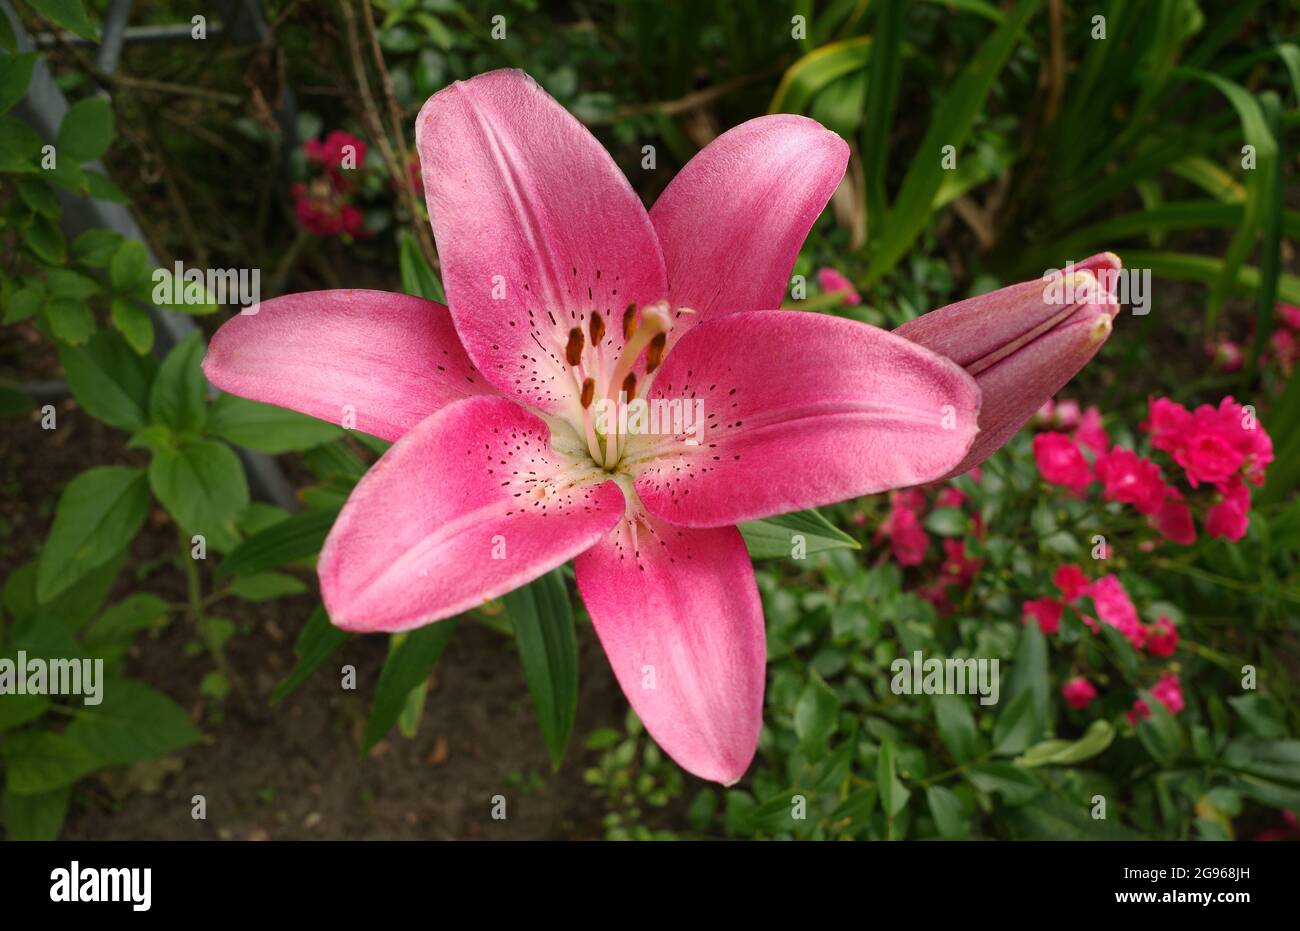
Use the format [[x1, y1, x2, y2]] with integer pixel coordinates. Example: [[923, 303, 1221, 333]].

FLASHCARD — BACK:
[[340, 0, 438, 273], [360, 0, 438, 270], [113, 74, 242, 105], [588, 65, 784, 125]]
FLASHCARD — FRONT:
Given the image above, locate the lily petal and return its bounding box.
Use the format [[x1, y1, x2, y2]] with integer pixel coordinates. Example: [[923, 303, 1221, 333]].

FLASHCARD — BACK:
[[203, 290, 489, 442], [416, 69, 667, 415], [320, 396, 624, 632], [575, 514, 764, 785], [630, 310, 980, 527], [650, 115, 848, 345]]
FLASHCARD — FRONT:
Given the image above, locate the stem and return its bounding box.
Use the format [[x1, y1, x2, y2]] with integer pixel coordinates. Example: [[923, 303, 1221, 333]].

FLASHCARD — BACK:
[[180, 529, 203, 624]]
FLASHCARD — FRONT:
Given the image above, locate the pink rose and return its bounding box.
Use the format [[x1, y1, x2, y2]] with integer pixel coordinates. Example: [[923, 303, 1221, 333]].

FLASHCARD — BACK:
[[1205, 338, 1243, 372], [1142, 396, 1192, 455], [1073, 405, 1109, 456], [1053, 564, 1088, 602], [1061, 677, 1098, 710], [1096, 447, 1167, 514], [1175, 420, 1245, 487], [884, 504, 929, 566], [1205, 477, 1250, 541], [1151, 671, 1185, 714], [817, 266, 861, 305], [1023, 598, 1063, 636], [941, 539, 981, 588], [936, 486, 967, 509], [1146, 617, 1179, 657], [1054, 399, 1082, 430], [891, 489, 928, 513], [1152, 488, 1196, 546], [1087, 574, 1145, 649], [1033, 432, 1092, 492]]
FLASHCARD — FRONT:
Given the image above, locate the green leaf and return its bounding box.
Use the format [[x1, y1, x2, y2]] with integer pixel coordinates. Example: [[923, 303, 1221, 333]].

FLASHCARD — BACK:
[[148, 332, 207, 433], [1136, 689, 1183, 765], [272, 606, 350, 704], [740, 508, 860, 559], [5, 553, 123, 639], [1169, 67, 1277, 333], [0, 649, 50, 730], [504, 571, 579, 771], [877, 737, 909, 831], [206, 394, 340, 453], [0, 52, 35, 115], [925, 784, 969, 839], [36, 466, 148, 603], [398, 230, 446, 302], [1228, 694, 1286, 740], [227, 571, 307, 602], [5, 554, 122, 635], [4, 282, 44, 324], [85, 169, 125, 203], [3, 786, 70, 839], [24, 213, 66, 264], [933, 693, 979, 761], [0, 10, 18, 54], [58, 329, 153, 430], [397, 678, 430, 739], [63, 680, 202, 767], [794, 672, 839, 749], [923, 507, 968, 537], [148, 439, 249, 550], [2, 730, 100, 795], [45, 159, 88, 196], [966, 762, 1042, 806], [71, 229, 124, 267], [28, 0, 100, 42], [865, 0, 1041, 284], [43, 296, 94, 344], [1118, 250, 1300, 307], [862, 0, 903, 232], [991, 690, 1039, 756], [84, 594, 168, 664], [16, 177, 58, 217], [218, 507, 338, 578], [108, 239, 150, 294], [109, 297, 153, 355], [1006, 620, 1049, 736], [0, 112, 41, 169], [1248, 92, 1284, 375], [1010, 793, 1140, 840], [363, 621, 457, 754], [56, 96, 113, 163], [45, 268, 99, 300], [1015, 719, 1115, 768], [770, 36, 872, 116]]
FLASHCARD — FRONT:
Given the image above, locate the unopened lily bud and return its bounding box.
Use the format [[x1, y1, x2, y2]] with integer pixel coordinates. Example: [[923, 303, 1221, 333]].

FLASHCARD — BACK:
[[895, 252, 1121, 478]]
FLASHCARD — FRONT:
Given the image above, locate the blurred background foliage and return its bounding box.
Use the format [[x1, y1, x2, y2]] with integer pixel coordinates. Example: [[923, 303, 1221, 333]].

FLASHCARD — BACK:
[[0, 0, 1297, 840]]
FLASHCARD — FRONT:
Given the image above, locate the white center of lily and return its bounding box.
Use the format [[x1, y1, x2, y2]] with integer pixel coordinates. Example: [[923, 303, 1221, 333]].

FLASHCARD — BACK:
[[555, 299, 690, 471]]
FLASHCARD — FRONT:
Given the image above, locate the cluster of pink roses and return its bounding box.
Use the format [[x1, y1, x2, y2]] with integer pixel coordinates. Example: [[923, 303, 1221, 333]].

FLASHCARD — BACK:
[[1032, 394, 1272, 544], [1206, 302, 1300, 375], [1023, 565, 1182, 726], [291, 130, 370, 238], [866, 474, 983, 613]]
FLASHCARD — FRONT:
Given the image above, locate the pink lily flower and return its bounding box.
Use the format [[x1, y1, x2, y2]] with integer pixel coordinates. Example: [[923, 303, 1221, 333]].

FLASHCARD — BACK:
[[204, 70, 1107, 784]]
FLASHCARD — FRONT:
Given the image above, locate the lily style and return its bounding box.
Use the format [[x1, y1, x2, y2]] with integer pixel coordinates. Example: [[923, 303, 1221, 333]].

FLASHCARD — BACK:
[[204, 69, 1119, 784]]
